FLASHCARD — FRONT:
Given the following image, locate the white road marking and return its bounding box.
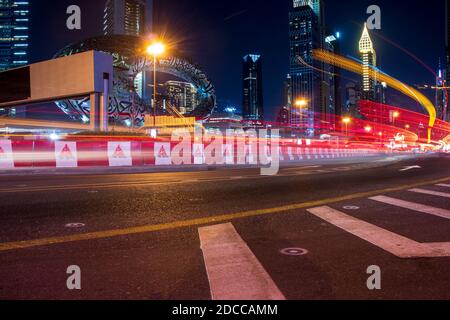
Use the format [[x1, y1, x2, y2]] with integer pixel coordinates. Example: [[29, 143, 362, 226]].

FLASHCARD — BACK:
[[284, 166, 321, 171], [306, 206, 450, 258], [408, 188, 450, 198], [198, 223, 285, 300], [229, 176, 245, 180], [370, 195, 450, 220], [436, 184, 450, 188], [400, 165, 422, 172]]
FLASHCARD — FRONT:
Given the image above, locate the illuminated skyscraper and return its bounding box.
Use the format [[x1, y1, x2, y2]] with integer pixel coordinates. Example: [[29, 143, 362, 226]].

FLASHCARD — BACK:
[[242, 54, 264, 121], [359, 23, 377, 101], [289, 0, 325, 134], [446, 0, 450, 84], [103, 0, 152, 36], [0, 0, 29, 71], [436, 62, 448, 121], [163, 80, 198, 115], [0, 1, 29, 117], [103, 0, 153, 105]]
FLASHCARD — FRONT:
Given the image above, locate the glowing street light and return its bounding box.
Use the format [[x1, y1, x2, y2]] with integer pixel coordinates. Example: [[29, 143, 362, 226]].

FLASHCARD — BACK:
[[146, 41, 166, 116], [405, 124, 411, 130], [146, 42, 165, 56], [364, 125, 373, 133], [295, 99, 307, 108], [294, 99, 308, 134], [342, 117, 351, 136]]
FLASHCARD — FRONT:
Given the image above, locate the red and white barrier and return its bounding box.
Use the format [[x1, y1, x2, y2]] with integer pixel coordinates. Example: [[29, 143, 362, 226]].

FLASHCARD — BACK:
[[55, 141, 78, 168], [108, 142, 132, 167], [0, 140, 14, 169], [0, 139, 382, 170]]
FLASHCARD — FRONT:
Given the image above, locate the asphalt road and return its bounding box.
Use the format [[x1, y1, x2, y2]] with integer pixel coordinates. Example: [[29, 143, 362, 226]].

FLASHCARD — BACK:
[[0, 154, 450, 300]]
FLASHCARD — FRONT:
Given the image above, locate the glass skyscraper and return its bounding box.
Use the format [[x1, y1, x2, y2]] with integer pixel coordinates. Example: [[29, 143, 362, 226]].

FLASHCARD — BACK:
[[103, 0, 152, 36], [0, 0, 29, 72], [242, 54, 264, 121], [289, 0, 324, 134]]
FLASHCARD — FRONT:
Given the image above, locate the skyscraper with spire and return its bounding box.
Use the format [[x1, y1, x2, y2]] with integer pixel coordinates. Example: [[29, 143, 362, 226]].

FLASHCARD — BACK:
[[359, 23, 377, 101]]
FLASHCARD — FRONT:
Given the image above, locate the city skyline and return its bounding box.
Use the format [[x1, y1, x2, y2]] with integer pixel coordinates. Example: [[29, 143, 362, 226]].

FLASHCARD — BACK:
[[28, 0, 446, 120]]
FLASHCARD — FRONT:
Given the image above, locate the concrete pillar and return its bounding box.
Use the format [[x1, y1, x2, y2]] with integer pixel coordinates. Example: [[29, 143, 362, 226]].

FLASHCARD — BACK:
[[100, 73, 110, 132], [90, 93, 100, 132]]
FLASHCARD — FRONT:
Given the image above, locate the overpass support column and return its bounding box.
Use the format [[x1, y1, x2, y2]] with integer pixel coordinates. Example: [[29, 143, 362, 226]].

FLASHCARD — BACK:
[[100, 72, 110, 132], [90, 93, 100, 132]]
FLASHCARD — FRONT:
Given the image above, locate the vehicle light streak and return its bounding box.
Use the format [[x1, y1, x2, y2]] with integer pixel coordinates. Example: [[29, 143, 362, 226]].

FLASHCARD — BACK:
[[313, 49, 437, 143]]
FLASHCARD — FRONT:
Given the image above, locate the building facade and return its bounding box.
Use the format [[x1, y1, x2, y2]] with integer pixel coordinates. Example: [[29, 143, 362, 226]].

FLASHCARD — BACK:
[[0, 0, 29, 72], [104, 0, 153, 105], [436, 63, 448, 121], [288, 0, 325, 135], [163, 80, 198, 115], [242, 54, 264, 121], [103, 0, 151, 36], [345, 82, 362, 118], [445, 0, 450, 122], [0, 0, 29, 117], [446, 0, 450, 86], [359, 23, 377, 101]]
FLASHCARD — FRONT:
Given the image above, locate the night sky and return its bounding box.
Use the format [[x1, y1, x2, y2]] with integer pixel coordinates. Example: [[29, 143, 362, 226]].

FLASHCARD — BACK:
[[30, 0, 445, 119]]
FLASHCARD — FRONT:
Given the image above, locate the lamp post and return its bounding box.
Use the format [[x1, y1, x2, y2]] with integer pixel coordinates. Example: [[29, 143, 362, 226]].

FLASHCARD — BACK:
[[392, 111, 400, 127], [146, 42, 165, 117], [294, 99, 307, 136], [342, 117, 351, 136]]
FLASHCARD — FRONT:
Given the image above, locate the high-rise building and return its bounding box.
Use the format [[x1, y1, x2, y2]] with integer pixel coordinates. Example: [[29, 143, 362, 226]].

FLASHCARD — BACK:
[[323, 32, 342, 121], [436, 62, 448, 121], [0, 0, 29, 118], [359, 23, 377, 101], [242, 54, 264, 121], [289, 0, 324, 135], [446, 0, 450, 85], [103, 0, 152, 36], [284, 74, 293, 108], [104, 0, 153, 106], [345, 82, 362, 118], [0, 0, 29, 72]]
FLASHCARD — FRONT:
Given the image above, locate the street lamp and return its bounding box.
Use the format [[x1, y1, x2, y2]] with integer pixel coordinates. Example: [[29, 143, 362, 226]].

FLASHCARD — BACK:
[[342, 117, 351, 136], [364, 125, 373, 133], [295, 99, 307, 108], [392, 111, 400, 126], [146, 42, 166, 117], [294, 99, 308, 135]]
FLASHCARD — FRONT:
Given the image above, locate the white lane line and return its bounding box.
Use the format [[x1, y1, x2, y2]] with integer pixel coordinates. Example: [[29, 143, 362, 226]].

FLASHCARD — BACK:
[[400, 165, 422, 172], [306, 206, 450, 258], [436, 184, 450, 188], [370, 196, 450, 220], [198, 223, 285, 300], [408, 188, 450, 199], [283, 166, 321, 171]]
